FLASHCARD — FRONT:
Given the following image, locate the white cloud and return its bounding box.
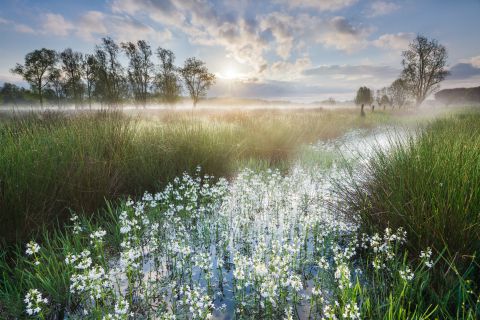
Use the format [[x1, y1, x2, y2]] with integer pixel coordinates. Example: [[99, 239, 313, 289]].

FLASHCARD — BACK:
[[111, 0, 270, 71], [277, 0, 358, 12], [0, 17, 36, 34], [75, 10, 171, 43], [461, 55, 480, 68], [304, 64, 400, 80], [41, 13, 74, 36], [316, 16, 372, 52], [268, 57, 312, 80], [373, 32, 414, 51], [368, 1, 400, 17]]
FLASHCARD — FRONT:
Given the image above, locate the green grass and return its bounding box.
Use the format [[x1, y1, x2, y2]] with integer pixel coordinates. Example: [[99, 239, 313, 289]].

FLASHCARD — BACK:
[[0, 108, 392, 247], [342, 111, 480, 316]]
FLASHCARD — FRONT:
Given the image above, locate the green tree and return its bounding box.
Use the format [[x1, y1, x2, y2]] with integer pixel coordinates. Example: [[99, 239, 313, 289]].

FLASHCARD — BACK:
[[180, 57, 215, 108], [11, 48, 58, 107], [60, 48, 85, 107], [94, 37, 125, 107], [155, 48, 182, 104], [388, 78, 409, 108], [121, 40, 153, 107], [354, 86, 373, 106], [83, 54, 96, 109], [401, 35, 449, 106]]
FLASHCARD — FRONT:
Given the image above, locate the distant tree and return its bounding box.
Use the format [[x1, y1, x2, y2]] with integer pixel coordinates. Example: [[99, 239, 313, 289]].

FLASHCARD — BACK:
[[155, 48, 182, 104], [388, 78, 409, 108], [94, 37, 125, 107], [11, 48, 58, 107], [48, 69, 65, 107], [0, 82, 32, 105], [327, 97, 336, 105], [60, 48, 85, 107], [121, 40, 153, 107], [180, 58, 215, 108], [354, 86, 373, 106], [376, 87, 391, 110], [401, 35, 449, 106], [83, 54, 96, 109]]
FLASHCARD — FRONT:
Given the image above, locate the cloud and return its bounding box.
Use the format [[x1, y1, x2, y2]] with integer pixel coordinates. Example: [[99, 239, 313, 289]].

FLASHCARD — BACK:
[[0, 17, 36, 34], [316, 16, 372, 52], [303, 64, 400, 81], [461, 55, 480, 68], [368, 1, 400, 17], [448, 62, 480, 80], [111, 0, 270, 71], [268, 57, 312, 80], [276, 0, 358, 12], [41, 13, 74, 36], [373, 32, 414, 51], [74, 10, 171, 43]]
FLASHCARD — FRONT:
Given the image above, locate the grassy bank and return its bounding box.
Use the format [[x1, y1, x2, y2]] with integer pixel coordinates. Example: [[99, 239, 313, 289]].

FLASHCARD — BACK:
[[342, 111, 480, 316], [0, 108, 389, 246]]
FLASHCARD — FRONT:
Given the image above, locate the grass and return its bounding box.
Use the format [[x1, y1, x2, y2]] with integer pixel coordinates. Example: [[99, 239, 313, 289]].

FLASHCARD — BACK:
[[0, 107, 391, 247], [1, 106, 479, 319], [341, 111, 480, 316]]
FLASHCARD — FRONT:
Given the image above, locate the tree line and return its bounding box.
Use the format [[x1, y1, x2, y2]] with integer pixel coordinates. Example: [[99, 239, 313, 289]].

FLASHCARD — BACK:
[[354, 35, 449, 111], [4, 37, 215, 108]]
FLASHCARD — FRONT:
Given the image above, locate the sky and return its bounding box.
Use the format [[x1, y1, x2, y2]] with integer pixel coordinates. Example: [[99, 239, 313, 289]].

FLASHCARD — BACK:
[[0, 0, 480, 102]]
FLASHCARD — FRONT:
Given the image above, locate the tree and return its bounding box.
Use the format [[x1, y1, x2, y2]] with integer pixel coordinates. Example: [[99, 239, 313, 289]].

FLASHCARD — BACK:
[[354, 86, 373, 106], [94, 37, 125, 107], [60, 48, 85, 107], [11, 48, 58, 107], [47, 69, 65, 107], [388, 78, 409, 108], [155, 48, 182, 104], [0, 83, 33, 105], [376, 87, 391, 110], [180, 57, 215, 108], [401, 35, 449, 106], [121, 40, 153, 107], [83, 54, 96, 109]]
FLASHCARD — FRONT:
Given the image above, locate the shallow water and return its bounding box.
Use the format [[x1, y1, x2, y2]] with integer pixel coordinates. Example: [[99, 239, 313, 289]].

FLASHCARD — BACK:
[[125, 126, 400, 319]]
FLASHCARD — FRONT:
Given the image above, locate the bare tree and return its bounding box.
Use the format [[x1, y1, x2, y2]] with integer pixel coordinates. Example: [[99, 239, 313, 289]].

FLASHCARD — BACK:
[[121, 40, 153, 107], [388, 78, 409, 108], [180, 57, 215, 108], [155, 48, 182, 104], [11, 48, 58, 107], [401, 35, 449, 106], [60, 48, 85, 108]]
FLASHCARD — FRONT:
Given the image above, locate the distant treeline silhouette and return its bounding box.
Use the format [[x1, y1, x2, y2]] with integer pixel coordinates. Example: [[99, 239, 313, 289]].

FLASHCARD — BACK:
[[2, 37, 215, 108], [435, 86, 480, 105]]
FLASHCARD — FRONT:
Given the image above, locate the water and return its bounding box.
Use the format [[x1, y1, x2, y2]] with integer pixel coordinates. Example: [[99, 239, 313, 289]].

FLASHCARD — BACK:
[[70, 127, 399, 319]]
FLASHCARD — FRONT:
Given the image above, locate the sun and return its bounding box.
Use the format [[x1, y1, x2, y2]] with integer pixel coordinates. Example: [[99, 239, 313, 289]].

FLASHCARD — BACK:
[[223, 66, 238, 80]]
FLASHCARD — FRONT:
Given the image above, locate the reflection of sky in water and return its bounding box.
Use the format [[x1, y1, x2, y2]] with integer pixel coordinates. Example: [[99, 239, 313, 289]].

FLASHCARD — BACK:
[[109, 127, 400, 319]]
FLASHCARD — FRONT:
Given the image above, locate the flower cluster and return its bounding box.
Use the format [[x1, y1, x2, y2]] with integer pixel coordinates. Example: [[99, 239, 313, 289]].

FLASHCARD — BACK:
[[24, 289, 48, 316]]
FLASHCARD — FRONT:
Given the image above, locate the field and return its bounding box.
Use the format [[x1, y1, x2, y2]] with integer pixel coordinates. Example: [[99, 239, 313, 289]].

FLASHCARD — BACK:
[[0, 106, 479, 319]]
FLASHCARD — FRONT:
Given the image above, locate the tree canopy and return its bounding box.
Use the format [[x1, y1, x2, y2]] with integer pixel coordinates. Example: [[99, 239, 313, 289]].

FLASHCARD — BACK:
[[401, 35, 449, 106]]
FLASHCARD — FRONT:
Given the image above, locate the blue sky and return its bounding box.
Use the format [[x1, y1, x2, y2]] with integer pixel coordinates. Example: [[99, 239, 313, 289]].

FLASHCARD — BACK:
[[1, 0, 480, 101]]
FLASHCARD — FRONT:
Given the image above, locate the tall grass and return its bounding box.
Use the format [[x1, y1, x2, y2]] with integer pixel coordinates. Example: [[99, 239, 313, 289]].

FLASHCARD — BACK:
[[0, 108, 388, 246], [341, 112, 480, 315]]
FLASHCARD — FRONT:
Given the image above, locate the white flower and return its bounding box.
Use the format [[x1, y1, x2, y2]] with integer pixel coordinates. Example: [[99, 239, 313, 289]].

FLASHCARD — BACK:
[[25, 241, 40, 256], [399, 266, 414, 282]]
